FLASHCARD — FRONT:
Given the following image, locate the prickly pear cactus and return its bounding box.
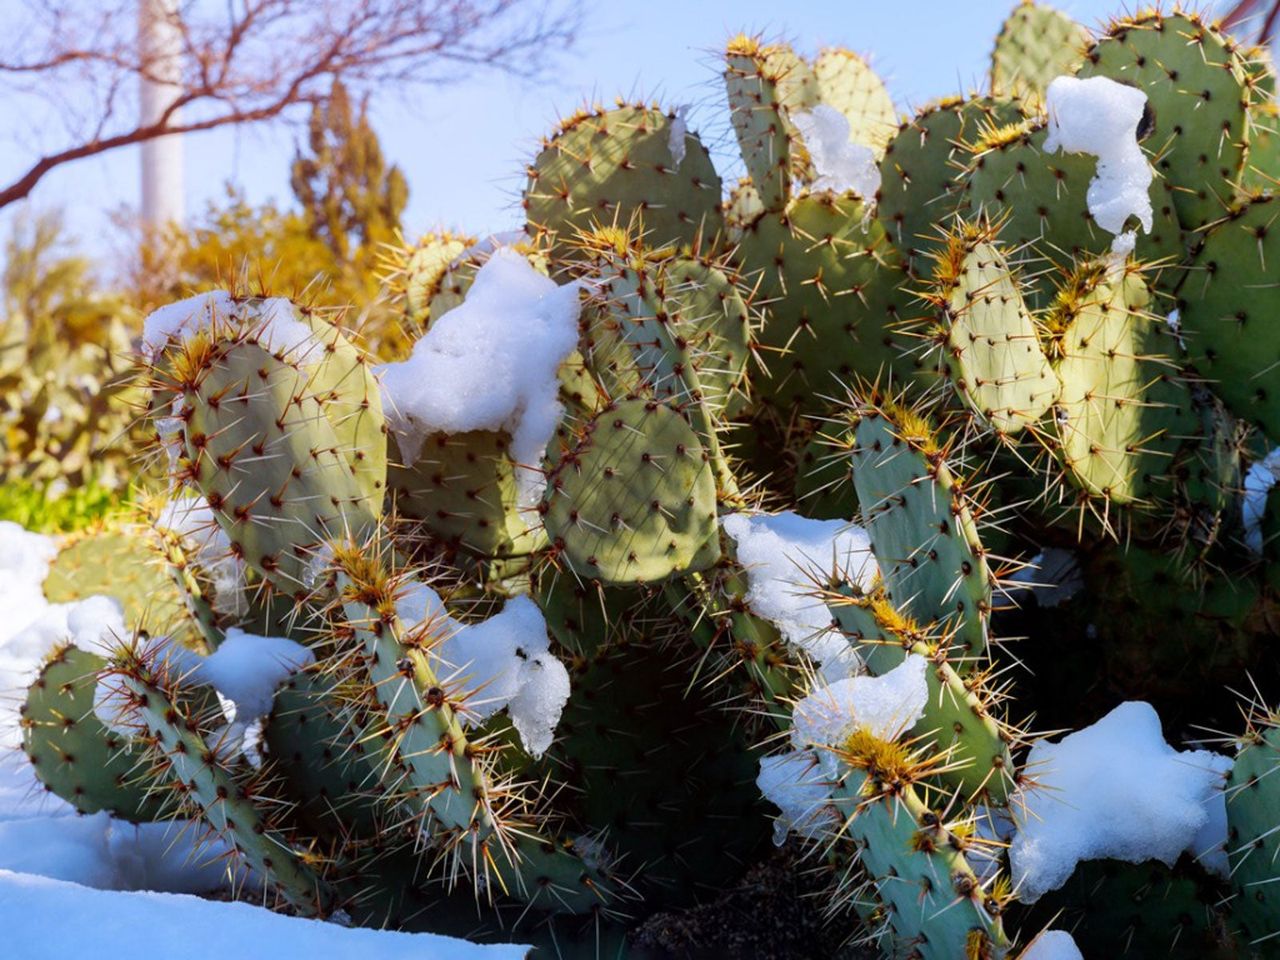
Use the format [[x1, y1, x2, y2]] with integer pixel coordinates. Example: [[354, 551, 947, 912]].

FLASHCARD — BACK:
[[26, 4, 1280, 957]]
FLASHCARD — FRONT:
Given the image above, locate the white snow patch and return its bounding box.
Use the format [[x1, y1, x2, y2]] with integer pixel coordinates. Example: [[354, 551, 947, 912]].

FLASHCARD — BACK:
[[791, 654, 929, 775], [793, 104, 881, 199], [1021, 930, 1084, 960], [1010, 701, 1232, 902], [0, 868, 527, 959], [397, 587, 570, 757], [1243, 447, 1280, 552], [1043, 75, 1153, 252], [721, 511, 878, 681], [142, 292, 319, 363], [378, 248, 582, 506], [1006, 548, 1083, 608], [756, 749, 838, 845], [759, 656, 929, 843], [668, 104, 689, 167]]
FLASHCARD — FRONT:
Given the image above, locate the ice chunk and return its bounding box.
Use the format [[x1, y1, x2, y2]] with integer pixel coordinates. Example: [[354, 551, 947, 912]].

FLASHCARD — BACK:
[[1021, 930, 1084, 960], [792, 104, 881, 199], [378, 248, 582, 506], [1010, 701, 1232, 901], [721, 511, 878, 681], [142, 292, 318, 363], [1043, 75, 1153, 252]]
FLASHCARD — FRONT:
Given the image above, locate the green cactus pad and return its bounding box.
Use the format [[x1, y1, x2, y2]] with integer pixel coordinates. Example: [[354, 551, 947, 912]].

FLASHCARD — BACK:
[[109, 649, 335, 917], [21, 645, 165, 821], [725, 38, 797, 213], [739, 193, 911, 414], [578, 239, 753, 419], [542, 397, 720, 584], [829, 755, 1008, 958], [811, 48, 898, 156], [386, 428, 543, 563], [545, 634, 771, 903], [1025, 857, 1232, 960], [850, 403, 992, 661], [930, 229, 1059, 436], [296, 310, 387, 515], [1050, 264, 1193, 507], [1227, 717, 1280, 949], [387, 231, 474, 330], [181, 337, 379, 597], [1077, 10, 1252, 231], [990, 1, 1090, 105], [44, 525, 188, 635], [264, 671, 386, 838], [877, 96, 1026, 272], [794, 417, 860, 521], [830, 588, 1014, 803], [524, 104, 723, 257], [1180, 194, 1280, 438]]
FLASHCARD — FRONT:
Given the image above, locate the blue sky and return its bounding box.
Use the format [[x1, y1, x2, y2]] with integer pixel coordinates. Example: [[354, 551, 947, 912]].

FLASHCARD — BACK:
[[0, 0, 1203, 264]]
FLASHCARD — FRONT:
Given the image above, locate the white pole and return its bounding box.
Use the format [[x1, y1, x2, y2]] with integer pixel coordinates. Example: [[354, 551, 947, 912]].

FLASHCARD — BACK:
[[139, 0, 184, 227]]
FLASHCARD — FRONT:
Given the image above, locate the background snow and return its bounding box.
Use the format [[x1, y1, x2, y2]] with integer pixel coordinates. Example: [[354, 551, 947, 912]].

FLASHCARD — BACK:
[[1, 869, 527, 959]]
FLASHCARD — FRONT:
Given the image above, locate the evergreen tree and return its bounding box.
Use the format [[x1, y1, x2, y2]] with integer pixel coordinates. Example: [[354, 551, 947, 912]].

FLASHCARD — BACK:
[[290, 79, 409, 263]]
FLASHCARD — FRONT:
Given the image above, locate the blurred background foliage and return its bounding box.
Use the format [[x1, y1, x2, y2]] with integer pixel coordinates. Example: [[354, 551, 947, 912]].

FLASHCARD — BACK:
[[1, 78, 414, 532]]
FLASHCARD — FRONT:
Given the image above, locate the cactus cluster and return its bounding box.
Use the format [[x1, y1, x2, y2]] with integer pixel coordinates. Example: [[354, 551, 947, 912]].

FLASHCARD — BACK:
[[23, 3, 1280, 958]]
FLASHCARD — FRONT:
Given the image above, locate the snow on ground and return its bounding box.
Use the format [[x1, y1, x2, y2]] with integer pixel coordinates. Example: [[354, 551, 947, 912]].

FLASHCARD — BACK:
[[1010, 701, 1231, 902], [378, 247, 582, 506], [0, 521, 529, 955], [1, 870, 525, 960], [721, 511, 878, 681], [1020, 929, 1084, 960], [397, 583, 570, 758], [1043, 75, 1152, 254], [792, 104, 881, 199]]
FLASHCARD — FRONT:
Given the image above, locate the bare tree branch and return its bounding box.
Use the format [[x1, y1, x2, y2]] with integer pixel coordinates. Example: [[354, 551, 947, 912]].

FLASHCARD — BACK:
[[0, 0, 580, 210]]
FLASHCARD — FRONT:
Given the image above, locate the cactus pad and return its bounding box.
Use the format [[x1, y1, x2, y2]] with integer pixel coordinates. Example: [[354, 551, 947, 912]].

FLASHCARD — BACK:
[[542, 398, 720, 583]]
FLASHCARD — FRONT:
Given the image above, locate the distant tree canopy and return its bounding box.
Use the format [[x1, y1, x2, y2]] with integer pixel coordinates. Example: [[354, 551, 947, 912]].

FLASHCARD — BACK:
[[291, 79, 409, 264], [0, 0, 579, 210]]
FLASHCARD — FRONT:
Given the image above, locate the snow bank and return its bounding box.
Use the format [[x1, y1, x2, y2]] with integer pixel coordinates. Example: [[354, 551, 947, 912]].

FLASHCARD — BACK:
[[721, 511, 878, 681], [1010, 701, 1231, 901], [0, 869, 528, 960], [1021, 930, 1084, 960], [793, 104, 880, 199], [1043, 75, 1152, 253], [758, 656, 929, 842], [397, 585, 569, 757], [142, 291, 319, 363], [378, 248, 582, 506]]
